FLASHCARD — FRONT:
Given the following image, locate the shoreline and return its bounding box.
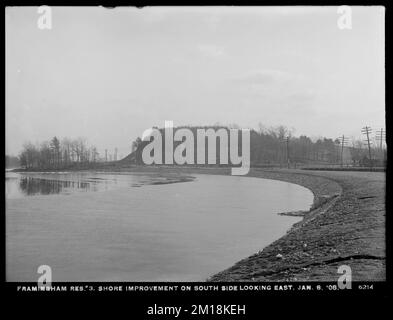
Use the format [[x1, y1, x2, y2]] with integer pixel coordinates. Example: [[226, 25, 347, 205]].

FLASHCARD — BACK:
[[9, 166, 385, 281], [108, 166, 385, 281], [206, 168, 385, 281]]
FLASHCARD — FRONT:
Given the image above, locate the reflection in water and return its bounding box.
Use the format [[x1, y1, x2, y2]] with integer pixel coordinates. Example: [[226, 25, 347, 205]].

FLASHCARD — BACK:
[[6, 173, 314, 282], [5, 172, 196, 198], [19, 177, 91, 196]]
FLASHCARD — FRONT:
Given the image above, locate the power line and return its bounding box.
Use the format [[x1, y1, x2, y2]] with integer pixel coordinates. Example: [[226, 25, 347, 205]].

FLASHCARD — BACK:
[[285, 136, 290, 169], [375, 128, 386, 150], [361, 126, 373, 163], [336, 135, 349, 167], [280, 136, 290, 169]]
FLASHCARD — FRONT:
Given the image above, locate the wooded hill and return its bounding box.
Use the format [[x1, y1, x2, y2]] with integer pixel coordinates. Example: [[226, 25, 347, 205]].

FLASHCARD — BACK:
[[123, 125, 384, 167]]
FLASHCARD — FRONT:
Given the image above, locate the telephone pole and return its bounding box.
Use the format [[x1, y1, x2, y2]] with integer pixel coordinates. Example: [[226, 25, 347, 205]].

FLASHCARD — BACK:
[[375, 128, 386, 150], [286, 136, 290, 168], [337, 135, 349, 167], [281, 136, 290, 168], [361, 126, 373, 164], [280, 136, 290, 168]]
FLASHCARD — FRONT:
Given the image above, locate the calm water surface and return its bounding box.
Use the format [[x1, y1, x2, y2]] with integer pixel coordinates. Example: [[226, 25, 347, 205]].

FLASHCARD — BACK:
[[6, 171, 313, 281]]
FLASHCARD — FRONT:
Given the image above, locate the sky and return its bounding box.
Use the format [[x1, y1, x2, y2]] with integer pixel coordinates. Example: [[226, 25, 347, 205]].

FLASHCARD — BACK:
[[6, 6, 385, 158]]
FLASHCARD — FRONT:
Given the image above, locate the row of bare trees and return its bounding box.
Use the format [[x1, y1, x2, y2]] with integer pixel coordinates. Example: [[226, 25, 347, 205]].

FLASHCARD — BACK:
[[19, 137, 99, 169], [129, 124, 386, 167], [349, 138, 386, 166]]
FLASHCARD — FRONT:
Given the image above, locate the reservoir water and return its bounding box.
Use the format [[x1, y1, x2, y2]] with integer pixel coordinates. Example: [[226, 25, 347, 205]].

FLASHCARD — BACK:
[[6, 171, 313, 281]]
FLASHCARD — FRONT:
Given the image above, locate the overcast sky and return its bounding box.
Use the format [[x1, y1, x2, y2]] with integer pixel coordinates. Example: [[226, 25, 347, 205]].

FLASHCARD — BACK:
[[6, 6, 385, 157]]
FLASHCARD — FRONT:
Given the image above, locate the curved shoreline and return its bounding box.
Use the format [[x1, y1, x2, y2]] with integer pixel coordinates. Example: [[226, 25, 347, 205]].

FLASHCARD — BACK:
[[119, 166, 385, 281], [10, 166, 385, 281], [205, 168, 385, 281]]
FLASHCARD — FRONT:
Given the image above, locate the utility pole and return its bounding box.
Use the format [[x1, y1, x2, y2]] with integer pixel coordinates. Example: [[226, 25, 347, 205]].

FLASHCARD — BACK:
[[281, 136, 290, 168], [105, 149, 108, 162], [286, 136, 290, 168], [335, 140, 341, 165], [361, 126, 373, 166], [375, 128, 386, 165], [337, 135, 349, 167], [280, 136, 290, 168], [375, 128, 386, 150]]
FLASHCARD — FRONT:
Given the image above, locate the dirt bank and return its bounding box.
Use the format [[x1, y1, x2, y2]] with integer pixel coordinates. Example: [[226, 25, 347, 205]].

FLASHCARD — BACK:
[[207, 168, 385, 281]]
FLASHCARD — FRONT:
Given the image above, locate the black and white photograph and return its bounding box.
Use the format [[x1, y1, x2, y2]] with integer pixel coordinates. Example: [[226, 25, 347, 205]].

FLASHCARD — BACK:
[[4, 5, 387, 300]]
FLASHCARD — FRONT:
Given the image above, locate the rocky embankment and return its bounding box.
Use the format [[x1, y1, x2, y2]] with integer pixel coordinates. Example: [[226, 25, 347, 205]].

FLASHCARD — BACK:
[[208, 169, 385, 281]]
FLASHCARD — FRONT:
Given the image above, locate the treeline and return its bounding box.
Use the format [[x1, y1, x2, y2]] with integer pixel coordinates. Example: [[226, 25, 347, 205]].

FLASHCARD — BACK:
[[129, 124, 386, 167], [16, 125, 385, 170], [19, 137, 100, 170], [6, 155, 20, 168]]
